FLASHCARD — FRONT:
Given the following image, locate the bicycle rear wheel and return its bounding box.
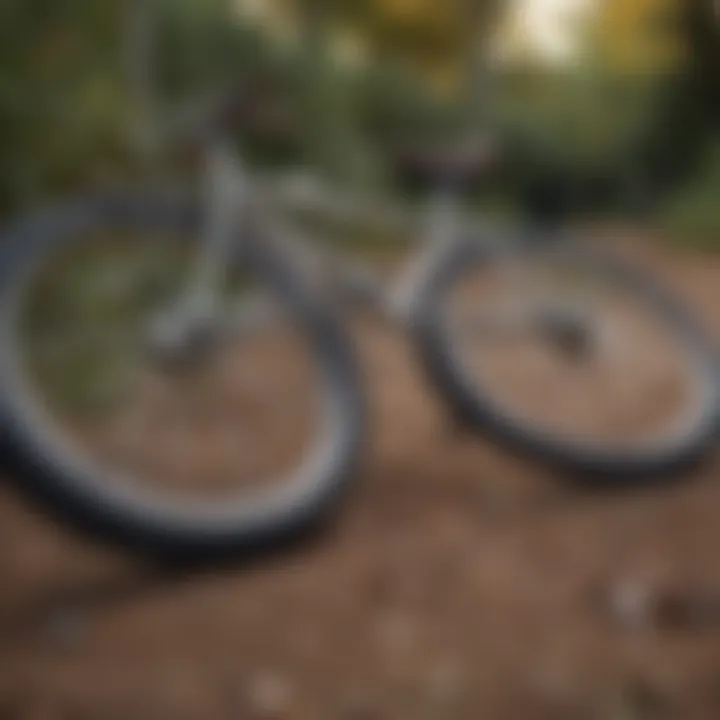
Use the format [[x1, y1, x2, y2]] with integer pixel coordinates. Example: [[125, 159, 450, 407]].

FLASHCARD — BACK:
[[416, 237, 720, 480], [0, 192, 364, 559]]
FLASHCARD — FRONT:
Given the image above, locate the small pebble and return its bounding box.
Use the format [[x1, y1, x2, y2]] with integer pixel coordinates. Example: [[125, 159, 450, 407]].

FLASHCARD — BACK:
[[376, 612, 414, 656], [43, 607, 88, 653], [246, 671, 293, 718], [608, 580, 653, 629]]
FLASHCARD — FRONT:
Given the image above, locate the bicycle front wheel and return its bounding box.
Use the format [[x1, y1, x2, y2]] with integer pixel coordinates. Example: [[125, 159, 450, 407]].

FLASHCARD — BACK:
[[0, 192, 364, 559], [416, 237, 720, 481]]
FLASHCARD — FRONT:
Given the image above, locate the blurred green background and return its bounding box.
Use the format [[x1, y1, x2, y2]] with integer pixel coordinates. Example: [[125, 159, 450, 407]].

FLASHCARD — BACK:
[[0, 0, 717, 244]]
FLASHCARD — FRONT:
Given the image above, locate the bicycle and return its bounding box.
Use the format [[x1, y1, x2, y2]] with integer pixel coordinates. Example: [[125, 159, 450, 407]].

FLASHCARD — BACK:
[[274, 139, 720, 482], [0, 72, 718, 560]]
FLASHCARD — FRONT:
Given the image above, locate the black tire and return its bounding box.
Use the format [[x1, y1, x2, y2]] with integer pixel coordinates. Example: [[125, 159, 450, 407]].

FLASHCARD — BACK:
[[0, 192, 365, 560], [414, 237, 720, 481]]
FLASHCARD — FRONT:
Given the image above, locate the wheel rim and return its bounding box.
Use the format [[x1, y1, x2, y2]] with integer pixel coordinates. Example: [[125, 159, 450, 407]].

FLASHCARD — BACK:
[[441, 246, 717, 457], [0, 212, 349, 528]]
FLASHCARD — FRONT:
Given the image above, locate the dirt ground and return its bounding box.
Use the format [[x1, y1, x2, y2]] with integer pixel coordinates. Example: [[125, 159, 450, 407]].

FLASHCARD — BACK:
[[2, 227, 720, 719]]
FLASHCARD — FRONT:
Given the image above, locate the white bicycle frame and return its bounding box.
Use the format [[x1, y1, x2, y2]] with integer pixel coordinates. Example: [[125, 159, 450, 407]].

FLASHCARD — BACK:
[[172, 134, 475, 332], [125, 0, 516, 333]]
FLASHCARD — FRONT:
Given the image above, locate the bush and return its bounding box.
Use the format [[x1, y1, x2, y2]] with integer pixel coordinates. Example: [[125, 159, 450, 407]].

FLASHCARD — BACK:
[[662, 139, 720, 249]]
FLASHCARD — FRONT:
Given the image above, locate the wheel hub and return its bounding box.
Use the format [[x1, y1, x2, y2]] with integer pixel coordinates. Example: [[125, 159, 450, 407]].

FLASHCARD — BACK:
[[536, 306, 596, 362], [146, 307, 223, 372]]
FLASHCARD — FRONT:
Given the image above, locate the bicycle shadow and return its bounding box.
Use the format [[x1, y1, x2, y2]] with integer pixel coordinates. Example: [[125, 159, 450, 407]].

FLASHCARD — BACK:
[[0, 509, 334, 651]]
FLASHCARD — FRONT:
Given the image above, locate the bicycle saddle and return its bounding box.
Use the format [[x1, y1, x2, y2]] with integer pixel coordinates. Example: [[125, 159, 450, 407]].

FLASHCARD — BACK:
[[392, 136, 501, 191]]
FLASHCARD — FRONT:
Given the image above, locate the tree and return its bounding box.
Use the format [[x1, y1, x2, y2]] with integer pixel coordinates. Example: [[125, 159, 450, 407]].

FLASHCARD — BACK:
[[641, 0, 720, 192]]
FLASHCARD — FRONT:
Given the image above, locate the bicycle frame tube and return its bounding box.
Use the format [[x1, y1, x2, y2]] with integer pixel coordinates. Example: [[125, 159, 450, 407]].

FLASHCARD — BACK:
[[178, 139, 250, 319], [386, 186, 464, 322]]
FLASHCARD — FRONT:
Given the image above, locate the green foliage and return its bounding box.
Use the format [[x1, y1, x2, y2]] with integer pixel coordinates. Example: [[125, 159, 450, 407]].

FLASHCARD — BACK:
[[0, 1, 127, 211], [663, 138, 720, 248], [494, 63, 665, 217], [0, 0, 715, 235], [502, 68, 659, 172], [356, 63, 458, 147], [641, 0, 720, 192], [0, 0, 291, 214], [153, 0, 273, 100]]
